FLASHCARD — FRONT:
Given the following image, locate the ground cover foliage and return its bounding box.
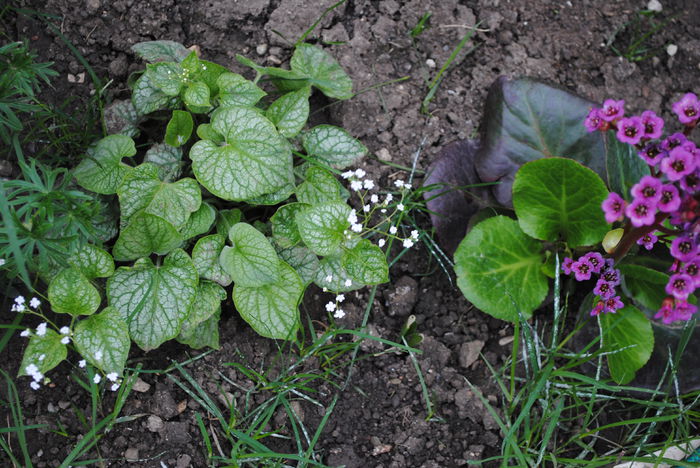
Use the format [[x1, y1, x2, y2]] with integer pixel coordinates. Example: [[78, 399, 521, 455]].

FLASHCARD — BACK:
[[1, 0, 700, 467]]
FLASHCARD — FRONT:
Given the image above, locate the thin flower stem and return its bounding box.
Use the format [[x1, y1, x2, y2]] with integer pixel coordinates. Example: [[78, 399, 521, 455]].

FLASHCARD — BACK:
[[611, 212, 670, 263]]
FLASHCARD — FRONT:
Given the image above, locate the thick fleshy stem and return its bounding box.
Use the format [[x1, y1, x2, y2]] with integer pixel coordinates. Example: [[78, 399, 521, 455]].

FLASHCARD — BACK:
[[611, 212, 670, 263]]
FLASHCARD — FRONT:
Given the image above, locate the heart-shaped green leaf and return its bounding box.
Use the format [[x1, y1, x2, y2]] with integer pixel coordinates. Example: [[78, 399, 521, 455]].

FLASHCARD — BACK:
[[314, 255, 361, 292], [48, 267, 101, 316], [183, 81, 211, 109], [220, 223, 280, 287], [192, 234, 232, 286], [112, 211, 183, 261], [131, 40, 190, 63], [19, 329, 67, 377], [290, 44, 353, 100], [189, 106, 292, 201], [342, 239, 389, 285], [600, 304, 654, 385], [165, 110, 193, 147], [132, 72, 179, 116], [296, 166, 345, 205], [146, 62, 184, 96], [233, 260, 302, 339], [74, 134, 136, 195], [144, 143, 183, 181], [265, 86, 310, 138], [68, 244, 114, 280], [73, 307, 130, 375], [275, 243, 320, 286], [179, 202, 216, 240], [177, 308, 220, 350], [454, 215, 548, 322], [104, 99, 141, 138], [107, 249, 198, 351], [296, 202, 351, 256], [217, 72, 266, 107], [302, 125, 367, 169], [118, 163, 201, 229], [271, 203, 309, 248], [512, 157, 609, 248]]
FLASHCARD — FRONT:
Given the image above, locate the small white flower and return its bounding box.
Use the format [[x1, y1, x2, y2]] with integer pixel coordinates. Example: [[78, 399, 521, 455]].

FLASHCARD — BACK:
[[346, 234, 352, 239], [95, 351, 103, 361], [30, 381, 40, 390], [403, 239, 415, 248], [389, 226, 398, 235], [93, 374, 102, 384], [370, 194, 379, 204], [25, 364, 39, 376], [344, 279, 352, 287], [325, 301, 337, 312], [336, 294, 345, 302], [325, 274, 333, 282], [36, 322, 47, 337], [411, 230, 419, 240], [347, 210, 358, 224], [351, 223, 363, 233], [0, 258, 5, 266], [110, 383, 120, 392], [404, 184, 412, 190], [322, 287, 329, 292], [378, 239, 386, 248], [341, 170, 354, 179], [20, 329, 30, 337], [380, 209, 387, 213], [350, 180, 363, 192], [397, 203, 405, 211], [334, 309, 346, 319], [385, 193, 393, 204], [11, 303, 26, 313], [78, 360, 86, 368], [59, 326, 70, 335], [202, 65, 207, 70], [106, 372, 118, 382], [31, 372, 43, 382], [38, 354, 46, 361], [394, 179, 405, 188], [363, 204, 371, 212], [61, 336, 70, 345], [363, 179, 375, 190], [14, 296, 25, 305], [29, 297, 41, 309], [354, 168, 366, 178]]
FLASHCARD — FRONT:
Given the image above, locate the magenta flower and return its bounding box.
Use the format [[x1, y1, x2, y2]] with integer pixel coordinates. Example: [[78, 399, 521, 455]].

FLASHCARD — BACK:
[[661, 132, 688, 152], [672, 92, 700, 124], [601, 267, 621, 286], [665, 273, 695, 300], [681, 259, 700, 288], [636, 233, 658, 250], [603, 295, 624, 314], [571, 259, 593, 281], [593, 279, 616, 299], [681, 170, 699, 194], [631, 175, 662, 203], [660, 147, 696, 181], [673, 300, 698, 321], [654, 297, 675, 324], [640, 110, 665, 139], [584, 108, 603, 132], [590, 301, 605, 316], [582, 252, 605, 273], [562, 257, 574, 275], [600, 99, 625, 122], [602, 192, 626, 223], [670, 235, 697, 262], [616, 116, 644, 145], [625, 198, 657, 227], [638, 144, 665, 167], [657, 183, 681, 213]]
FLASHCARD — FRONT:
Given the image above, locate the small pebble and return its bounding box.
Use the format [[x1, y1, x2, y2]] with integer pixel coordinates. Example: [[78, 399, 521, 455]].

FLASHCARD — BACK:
[[146, 415, 164, 432], [256, 43, 268, 56], [647, 0, 662, 12], [666, 44, 678, 57], [376, 148, 392, 161], [425, 58, 436, 69], [498, 335, 515, 346], [132, 378, 151, 393], [124, 447, 139, 461]]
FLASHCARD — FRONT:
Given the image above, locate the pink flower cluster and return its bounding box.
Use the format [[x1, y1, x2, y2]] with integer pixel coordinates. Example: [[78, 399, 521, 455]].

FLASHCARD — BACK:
[[587, 93, 700, 324], [562, 253, 624, 316]]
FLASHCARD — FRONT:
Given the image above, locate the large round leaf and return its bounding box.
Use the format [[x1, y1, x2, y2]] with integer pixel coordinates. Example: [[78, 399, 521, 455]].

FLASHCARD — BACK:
[[189, 106, 292, 201], [233, 261, 302, 340], [73, 307, 130, 375], [342, 239, 389, 285], [454, 216, 547, 322], [68, 244, 114, 280], [295, 202, 351, 256], [600, 305, 654, 385], [19, 329, 67, 377], [112, 211, 183, 261], [107, 249, 198, 351], [302, 125, 367, 169], [512, 157, 608, 248], [265, 86, 310, 138], [219, 223, 280, 287], [290, 44, 353, 100], [48, 267, 101, 316], [73, 134, 135, 195]]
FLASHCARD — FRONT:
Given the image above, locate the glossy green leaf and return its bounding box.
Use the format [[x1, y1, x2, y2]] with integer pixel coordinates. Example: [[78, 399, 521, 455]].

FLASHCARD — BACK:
[[18, 330, 67, 377], [146, 62, 184, 96], [185, 280, 226, 325], [183, 80, 211, 109], [454, 216, 547, 322], [73, 307, 130, 375], [74, 134, 135, 195], [107, 249, 198, 351], [132, 72, 179, 115], [165, 110, 193, 147], [314, 255, 361, 292], [302, 125, 367, 168], [68, 244, 114, 280], [192, 234, 232, 286], [48, 267, 101, 316], [131, 40, 190, 63], [118, 163, 201, 229], [342, 239, 389, 285], [296, 202, 351, 256], [216, 209, 243, 236], [265, 86, 310, 138], [604, 131, 649, 200], [275, 243, 320, 286], [296, 166, 345, 205], [194, 60, 229, 96], [177, 308, 220, 349], [246, 178, 295, 205], [233, 261, 302, 339], [512, 157, 609, 248], [217, 72, 266, 107], [619, 264, 669, 312], [196, 123, 224, 145], [220, 223, 280, 287], [290, 44, 353, 99], [189, 106, 292, 201], [601, 305, 654, 385], [271, 203, 309, 248], [144, 143, 183, 181], [179, 202, 216, 240], [112, 211, 183, 261]]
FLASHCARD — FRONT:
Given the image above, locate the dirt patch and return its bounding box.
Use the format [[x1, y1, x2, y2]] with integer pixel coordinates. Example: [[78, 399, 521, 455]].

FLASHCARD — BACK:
[[3, 0, 700, 466]]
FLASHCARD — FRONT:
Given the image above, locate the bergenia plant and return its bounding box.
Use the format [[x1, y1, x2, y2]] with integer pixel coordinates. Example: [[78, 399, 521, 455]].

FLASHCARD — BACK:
[[14, 40, 416, 391]]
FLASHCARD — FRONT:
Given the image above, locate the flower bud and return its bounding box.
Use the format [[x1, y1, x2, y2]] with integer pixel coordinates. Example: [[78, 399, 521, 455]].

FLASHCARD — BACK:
[[602, 228, 625, 254]]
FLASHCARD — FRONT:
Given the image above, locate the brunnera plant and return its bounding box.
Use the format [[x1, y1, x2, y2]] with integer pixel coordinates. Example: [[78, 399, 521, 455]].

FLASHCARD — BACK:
[[425, 77, 698, 386], [18, 40, 397, 389]]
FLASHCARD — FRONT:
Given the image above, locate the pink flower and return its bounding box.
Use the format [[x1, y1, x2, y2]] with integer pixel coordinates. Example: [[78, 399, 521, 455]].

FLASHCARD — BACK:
[[625, 198, 657, 227], [672, 92, 700, 124], [616, 116, 644, 145], [631, 175, 662, 203], [665, 273, 695, 300], [602, 192, 626, 223], [660, 147, 696, 181], [600, 99, 625, 122], [640, 110, 664, 139]]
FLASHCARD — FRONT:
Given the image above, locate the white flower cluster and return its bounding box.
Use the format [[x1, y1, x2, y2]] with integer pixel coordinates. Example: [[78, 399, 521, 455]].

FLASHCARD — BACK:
[[79, 352, 121, 391], [325, 293, 347, 319], [11, 295, 41, 313], [25, 363, 44, 390]]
